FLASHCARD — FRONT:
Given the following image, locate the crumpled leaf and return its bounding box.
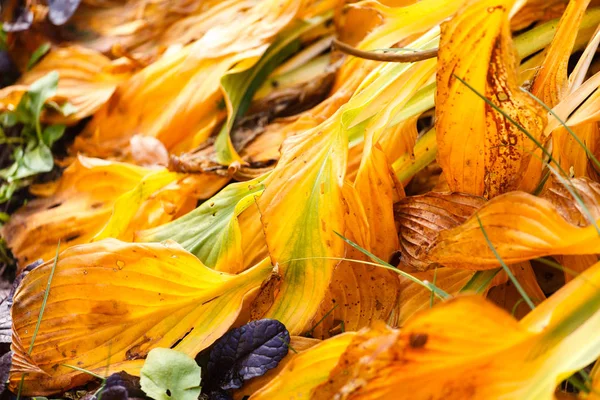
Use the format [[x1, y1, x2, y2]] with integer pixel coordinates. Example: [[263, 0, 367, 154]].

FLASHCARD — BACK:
[[9, 240, 272, 395], [435, 0, 547, 198], [540, 176, 600, 226], [140, 348, 201, 400], [136, 176, 266, 273], [394, 192, 485, 270], [426, 191, 600, 269], [205, 319, 290, 391], [249, 332, 355, 400], [253, 114, 347, 335]]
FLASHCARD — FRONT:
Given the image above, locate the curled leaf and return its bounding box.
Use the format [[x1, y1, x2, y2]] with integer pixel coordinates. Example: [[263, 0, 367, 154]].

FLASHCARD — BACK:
[[426, 191, 600, 269], [136, 176, 266, 273], [394, 192, 485, 270]]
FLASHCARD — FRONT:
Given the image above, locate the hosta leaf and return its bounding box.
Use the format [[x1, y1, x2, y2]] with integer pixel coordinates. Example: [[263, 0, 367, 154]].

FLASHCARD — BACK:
[[9, 240, 272, 395], [396, 268, 474, 324], [73, 0, 304, 159], [540, 177, 600, 225], [426, 191, 600, 269], [140, 348, 201, 400], [486, 261, 546, 318], [435, 0, 547, 198], [314, 257, 600, 400], [310, 184, 399, 338], [136, 177, 266, 273], [530, 0, 590, 107], [249, 332, 355, 400], [2, 157, 215, 269], [215, 15, 326, 165], [1, 156, 149, 268], [94, 169, 183, 241], [0, 46, 133, 124], [348, 0, 466, 56], [254, 115, 347, 334], [205, 319, 290, 391], [394, 192, 485, 270]]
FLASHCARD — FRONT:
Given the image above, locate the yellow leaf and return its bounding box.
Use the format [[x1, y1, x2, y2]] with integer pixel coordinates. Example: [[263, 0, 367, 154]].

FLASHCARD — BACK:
[[396, 268, 474, 324], [1, 156, 149, 269], [93, 169, 183, 241], [255, 114, 347, 334], [1, 157, 223, 270], [9, 240, 272, 395], [136, 176, 266, 273], [530, 0, 591, 107], [310, 184, 399, 338], [435, 0, 547, 198]]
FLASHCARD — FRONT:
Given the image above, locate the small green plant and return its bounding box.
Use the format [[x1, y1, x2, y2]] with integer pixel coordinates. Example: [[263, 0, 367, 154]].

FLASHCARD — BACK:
[[0, 71, 75, 205], [140, 348, 202, 400]]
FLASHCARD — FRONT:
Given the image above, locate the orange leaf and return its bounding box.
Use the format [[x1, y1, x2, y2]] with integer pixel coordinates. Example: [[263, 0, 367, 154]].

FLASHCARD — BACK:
[[435, 0, 547, 198]]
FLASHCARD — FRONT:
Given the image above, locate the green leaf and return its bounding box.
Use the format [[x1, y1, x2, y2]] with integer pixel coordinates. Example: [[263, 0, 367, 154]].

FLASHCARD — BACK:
[[13, 144, 54, 180], [41, 124, 65, 147], [460, 269, 501, 294], [215, 15, 328, 165], [26, 42, 51, 70], [46, 100, 77, 117], [16, 71, 59, 139], [140, 348, 201, 400], [0, 111, 17, 127], [136, 176, 266, 269]]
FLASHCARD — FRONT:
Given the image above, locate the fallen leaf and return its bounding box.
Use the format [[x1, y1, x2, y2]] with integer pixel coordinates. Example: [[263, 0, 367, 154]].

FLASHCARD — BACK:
[[9, 240, 272, 395], [435, 0, 547, 198]]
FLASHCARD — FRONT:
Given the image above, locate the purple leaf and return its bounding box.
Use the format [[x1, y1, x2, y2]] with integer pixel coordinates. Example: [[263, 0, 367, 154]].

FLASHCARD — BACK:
[[96, 371, 146, 400], [2, 6, 33, 32], [47, 0, 82, 25], [206, 319, 290, 391]]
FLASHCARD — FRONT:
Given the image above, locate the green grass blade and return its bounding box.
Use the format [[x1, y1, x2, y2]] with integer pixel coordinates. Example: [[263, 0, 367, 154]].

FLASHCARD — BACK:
[[61, 364, 105, 381], [332, 231, 450, 299], [520, 88, 600, 172], [476, 215, 535, 310], [18, 241, 61, 399], [460, 268, 501, 294]]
